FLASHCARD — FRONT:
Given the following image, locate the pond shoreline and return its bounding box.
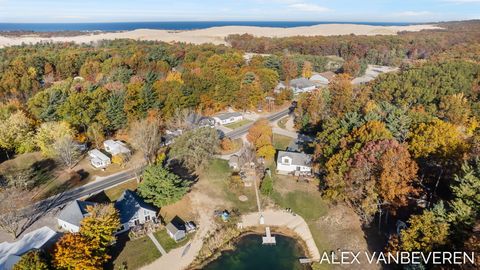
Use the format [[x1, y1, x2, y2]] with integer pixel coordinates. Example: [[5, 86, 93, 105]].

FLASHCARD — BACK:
[[190, 226, 310, 269]]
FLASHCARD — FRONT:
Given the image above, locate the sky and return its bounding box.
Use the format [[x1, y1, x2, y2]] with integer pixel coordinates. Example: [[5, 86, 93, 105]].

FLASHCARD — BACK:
[[0, 0, 478, 23]]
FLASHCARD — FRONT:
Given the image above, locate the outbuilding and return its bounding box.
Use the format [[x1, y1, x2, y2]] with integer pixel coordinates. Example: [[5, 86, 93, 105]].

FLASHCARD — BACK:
[[88, 149, 111, 168], [276, 150, 312, 176]]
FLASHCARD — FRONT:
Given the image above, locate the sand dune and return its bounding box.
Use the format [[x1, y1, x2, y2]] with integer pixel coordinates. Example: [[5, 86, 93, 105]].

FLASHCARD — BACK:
[[0, 24, 442, 47]]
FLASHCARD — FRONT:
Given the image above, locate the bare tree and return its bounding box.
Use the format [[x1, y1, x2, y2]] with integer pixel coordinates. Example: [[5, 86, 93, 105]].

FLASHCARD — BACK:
[[0, 187, 32, 239], [129, 118, 163, 164], [3, 166, 36, 189], [53, 136, 81, 169], [166, 108, 195, 131]]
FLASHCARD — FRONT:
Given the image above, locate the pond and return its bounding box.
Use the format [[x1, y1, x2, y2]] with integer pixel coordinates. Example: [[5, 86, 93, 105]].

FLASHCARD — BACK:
[[203, 234, 309, 270]]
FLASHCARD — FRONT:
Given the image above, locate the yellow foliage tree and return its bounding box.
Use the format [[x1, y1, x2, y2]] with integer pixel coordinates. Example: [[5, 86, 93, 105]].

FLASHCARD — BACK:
[[302, 61, 313, 78], [408, 119, 466, 158], [53, 233, 105, 270], [165, 71, 184, 84], [247, 119, 275, 160], [400, 210, 450, 252], [80, 204, 120, 248]]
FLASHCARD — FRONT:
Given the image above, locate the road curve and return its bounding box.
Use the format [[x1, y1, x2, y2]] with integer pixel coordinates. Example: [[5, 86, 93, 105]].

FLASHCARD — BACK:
[[225, 108, 291, 139]]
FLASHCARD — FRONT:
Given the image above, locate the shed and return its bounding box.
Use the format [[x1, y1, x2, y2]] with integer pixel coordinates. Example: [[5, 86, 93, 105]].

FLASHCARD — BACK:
[[166, 216, 186, 242]]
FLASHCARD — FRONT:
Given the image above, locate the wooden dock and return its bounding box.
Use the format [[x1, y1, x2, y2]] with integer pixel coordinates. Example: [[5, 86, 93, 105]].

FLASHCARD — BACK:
[[299, 258, 313, 264], [262, 227, 276, 245]]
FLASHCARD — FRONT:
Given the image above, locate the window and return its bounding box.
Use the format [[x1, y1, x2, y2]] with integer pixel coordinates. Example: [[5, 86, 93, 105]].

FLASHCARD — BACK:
[[296, 166, 301, 171], [282, 157, 291, 165], [145, 215, 150, 221], [134, 219, 140, 226]]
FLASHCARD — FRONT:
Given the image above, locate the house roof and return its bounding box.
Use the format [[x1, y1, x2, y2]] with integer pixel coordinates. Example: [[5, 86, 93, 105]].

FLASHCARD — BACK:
[[0, 226, 57, 269], [104, 140, 130, 154], [213, 112, 243, 120], [290, 78, 316, 89], [277, 151, 312, 167], [318, 71, 336, 81], [115, 190, 157, 224], [166, 216, 186, 235], [57, 200, 96, 227], [88, 149, 110, 162]]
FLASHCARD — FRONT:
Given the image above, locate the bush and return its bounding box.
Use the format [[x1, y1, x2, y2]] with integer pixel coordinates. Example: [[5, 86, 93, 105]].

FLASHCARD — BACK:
[[260, 175, 274, 196]]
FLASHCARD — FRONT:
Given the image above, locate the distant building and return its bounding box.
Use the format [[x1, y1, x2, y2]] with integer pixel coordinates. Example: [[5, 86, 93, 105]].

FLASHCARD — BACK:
[[276, 150, 312, 176], [212, 112, 244, 126], [166, 216, 186, 242], [310, 71, 336, 86], [88, 149, 111, 169], [274, 78, 317, 95], [104, 140, 131, 156], [115, 190, 157, 233], [0, 227, 58, 270], [57, 200, 96, 233], [351, 65, 398, 85]]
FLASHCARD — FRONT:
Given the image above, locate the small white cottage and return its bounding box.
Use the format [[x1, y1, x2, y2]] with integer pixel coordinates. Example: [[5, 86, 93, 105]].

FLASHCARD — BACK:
[[276, 151, 312, 175], [212, 112, 244, 126], [88, 149, 111, 168]]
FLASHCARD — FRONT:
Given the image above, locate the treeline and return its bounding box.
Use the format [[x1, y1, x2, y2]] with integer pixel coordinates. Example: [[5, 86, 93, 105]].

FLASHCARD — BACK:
[[294, 59, 480, 264], [226, 21, 480, 67]]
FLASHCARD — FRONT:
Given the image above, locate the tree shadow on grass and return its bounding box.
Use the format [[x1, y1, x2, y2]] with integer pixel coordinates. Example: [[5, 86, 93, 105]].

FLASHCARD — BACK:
[[105, 232, 129, 270]]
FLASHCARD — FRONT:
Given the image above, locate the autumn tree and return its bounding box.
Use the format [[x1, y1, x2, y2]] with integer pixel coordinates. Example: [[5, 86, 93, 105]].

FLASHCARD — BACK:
[[129, 117, 163, 164], [169, 127, 219, 170], [281, 55, 297, 84], [35, 121, 75, 157], [53, 233, 105, 270], [301, 61, 313, 78], [247, 118, 276, 160], [342, 56, 361, 77], [0, 110, 35, 154], [400, 204, 450, 252], [329, 74, 355, 117], [13, 250, 50, 270], [408, 119, 466, 159], [345, 139, 418, 222], [86, 122, 105, 149], [439, 93, 471, 125], [138, 164, 188, 208], [80, 204, 120, 249]]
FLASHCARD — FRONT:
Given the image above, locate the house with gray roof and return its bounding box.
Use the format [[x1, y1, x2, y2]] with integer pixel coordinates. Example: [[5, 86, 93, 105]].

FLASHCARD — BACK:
[[57, 200, 96, 233], [274, 78, 317, 95], [115, 190, 157, 233], [276, 150, 312, 176]]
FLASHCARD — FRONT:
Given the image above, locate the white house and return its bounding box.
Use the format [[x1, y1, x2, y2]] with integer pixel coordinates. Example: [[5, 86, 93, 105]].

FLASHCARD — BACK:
[[104, 140, 131, 156], [166, 216, 186, 242], [0, 227, 58, 270], [88, 149, 111, 169], [57, 200, 96, 233], [115, 190, 157, 233], [212, 112, 244, 126], [276, 151, 312, 176]]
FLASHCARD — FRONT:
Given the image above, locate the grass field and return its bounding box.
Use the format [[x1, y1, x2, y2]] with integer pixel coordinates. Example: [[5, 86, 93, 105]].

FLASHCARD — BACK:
[[104, 179, 138, 201], [277, 116, 289, 129], [224, 119, 253, 129], [111, 234, 161, 270], [154, 229, 194, 253], [273, 134, 293, 150], [201, 159, 257, 213]]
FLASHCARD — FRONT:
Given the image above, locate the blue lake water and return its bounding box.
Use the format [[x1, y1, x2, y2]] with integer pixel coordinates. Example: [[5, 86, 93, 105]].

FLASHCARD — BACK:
[[203, 234, 309, 270], [0, 21, 414, 32]]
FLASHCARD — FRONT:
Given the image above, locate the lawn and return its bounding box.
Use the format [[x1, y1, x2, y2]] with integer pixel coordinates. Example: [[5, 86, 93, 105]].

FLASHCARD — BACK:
[[104, 179, 138, 201], [153, 229, 194, 253], [200, 159, 257, 213], [277, 116, 289, 129], [111, 234, 161, 270], [273, 134, 293, 150], [224, 119, 253, 130]]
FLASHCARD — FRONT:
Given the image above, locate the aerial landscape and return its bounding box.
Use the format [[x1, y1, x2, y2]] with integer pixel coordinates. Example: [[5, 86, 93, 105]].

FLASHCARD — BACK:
[[0, 0, 479, 270]]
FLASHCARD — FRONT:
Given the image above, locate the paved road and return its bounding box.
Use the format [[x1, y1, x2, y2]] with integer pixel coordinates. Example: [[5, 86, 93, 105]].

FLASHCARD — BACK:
[[27, 168, 143, 215], [224, 108, 291, 139]]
